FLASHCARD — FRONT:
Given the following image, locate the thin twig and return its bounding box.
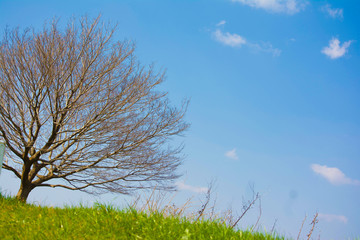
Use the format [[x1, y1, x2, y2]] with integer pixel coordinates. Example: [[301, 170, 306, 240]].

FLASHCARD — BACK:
[[195, 182, 213, 222], [231, 192, 260, 228], [297, 214, 307, 240], [307, 212, 319, 240], [251, 196, 262, 232], [271, 219, 278, 234]]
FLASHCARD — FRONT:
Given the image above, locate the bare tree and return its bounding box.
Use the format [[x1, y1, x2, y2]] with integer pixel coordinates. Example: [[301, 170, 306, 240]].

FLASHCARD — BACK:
[[0, 16, 189, 202]]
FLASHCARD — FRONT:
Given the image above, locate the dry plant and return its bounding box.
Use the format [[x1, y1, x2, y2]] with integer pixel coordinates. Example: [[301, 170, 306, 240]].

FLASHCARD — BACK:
[[128, 181, 219, 222], [297, 214, 307, 240], [307, 212, 319, 240], [251, 196, 262, 232], [126, 181, 264, 233], [270, 218, 278, 235], [296, 212, 319, 240], [221, 206, 236, 226], [192, 183, 262, 229], [194, 181, 215, 222], [0, 15, 189, 202], [231, 187, 260, 229], [129, 187, 193, 218]]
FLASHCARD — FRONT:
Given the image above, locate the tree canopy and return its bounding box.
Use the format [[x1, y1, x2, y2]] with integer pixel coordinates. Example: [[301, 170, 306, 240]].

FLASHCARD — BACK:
[[0, 16, 188, 201]]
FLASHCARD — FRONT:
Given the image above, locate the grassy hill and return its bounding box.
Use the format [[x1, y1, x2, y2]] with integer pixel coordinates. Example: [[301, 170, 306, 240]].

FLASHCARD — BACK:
[[0, 193, 285, 240]]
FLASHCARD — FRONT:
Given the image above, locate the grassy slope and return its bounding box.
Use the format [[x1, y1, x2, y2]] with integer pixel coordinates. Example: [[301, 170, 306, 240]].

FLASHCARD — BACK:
[[0, 194, 285, 240]]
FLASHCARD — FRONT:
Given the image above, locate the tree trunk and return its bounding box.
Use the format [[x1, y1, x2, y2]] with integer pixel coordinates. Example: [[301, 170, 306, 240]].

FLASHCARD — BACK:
[[16, 183, 34, 202]]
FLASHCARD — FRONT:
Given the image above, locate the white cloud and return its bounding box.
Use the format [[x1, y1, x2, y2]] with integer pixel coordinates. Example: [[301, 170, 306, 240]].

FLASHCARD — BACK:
[[212, 22, 280, 56], [232, 0, 308, 14], [216, 20, 226, 27], [175, 181, 208, 193], [248, 42, 282, 57], [213, 29, 246, 47], [322, 4, 343, 19], [321, 38, 352, 59], [318, 213, 348, 224], [311, 164, 360, 186], [225, 148, 239, 160]]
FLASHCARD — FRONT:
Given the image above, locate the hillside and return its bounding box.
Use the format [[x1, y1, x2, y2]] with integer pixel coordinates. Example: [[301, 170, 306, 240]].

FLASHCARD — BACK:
[[0, 193, 285, 240]]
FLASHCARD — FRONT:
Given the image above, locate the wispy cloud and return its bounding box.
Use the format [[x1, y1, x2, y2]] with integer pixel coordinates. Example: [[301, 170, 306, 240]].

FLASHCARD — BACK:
[[311, 164, 360, 186], [321, 38, 352, 59], [175, 181, 208, 193], [248, 42, 282, 57], [321, 4, 343, 19], [318, 213, 348, 224], [225, 148, 239, 160], [212, 25, 281, 56], [213, 29, 246, 47], [232, 0, 308, 15], [216, 20, 226, 27]]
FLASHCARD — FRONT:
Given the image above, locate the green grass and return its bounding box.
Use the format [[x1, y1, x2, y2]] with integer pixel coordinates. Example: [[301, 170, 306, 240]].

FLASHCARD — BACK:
[[0, 193, 285, 240]]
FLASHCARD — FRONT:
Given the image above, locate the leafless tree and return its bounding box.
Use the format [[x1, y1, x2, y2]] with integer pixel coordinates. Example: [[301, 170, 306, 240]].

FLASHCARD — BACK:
[[0, 16, 189, 202]]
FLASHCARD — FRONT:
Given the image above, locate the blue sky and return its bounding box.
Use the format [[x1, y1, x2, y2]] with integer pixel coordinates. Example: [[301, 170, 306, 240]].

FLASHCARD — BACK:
[[0, 0, 359, 239]]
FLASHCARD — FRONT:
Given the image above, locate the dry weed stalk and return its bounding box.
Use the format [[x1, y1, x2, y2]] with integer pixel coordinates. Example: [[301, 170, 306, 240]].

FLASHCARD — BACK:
[[270, 218, 278, 234], [128, 182, 264, 232], [251, 196, 262, 232], [219, 206, 235, 226], [195, 182, 214, 222], [231, 191, 260, 229], [307, 212, 319, 240], [129, 187, 193, 218], [297, 214, 307, 240]]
